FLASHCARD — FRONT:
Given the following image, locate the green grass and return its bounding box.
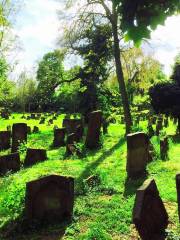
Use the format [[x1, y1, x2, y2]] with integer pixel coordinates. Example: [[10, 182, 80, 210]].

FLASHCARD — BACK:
[[0, 114, 179, 239]]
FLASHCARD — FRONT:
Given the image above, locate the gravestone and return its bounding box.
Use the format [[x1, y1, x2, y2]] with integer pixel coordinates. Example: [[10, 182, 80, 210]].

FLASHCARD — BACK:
[[160, 137, 169, 160], [85, 110, 102, 149], [25, 175, 74, 223], [33, 126, 39, 133], [0, 131, 11, 150], [0, 152, 20, 175], [63, 119, 83, 135], [31, 113, 36, 119], [48, 119, 53, 125], [12, 123, 27, 152], [24, 148, 47, 167], [53, 128, 66, 147], [133, 179, 168, 240], [39, 117, 45, 124], [126, 132, 149, 179], [66, 144, 82, 156], [176, 174, 180, 222]]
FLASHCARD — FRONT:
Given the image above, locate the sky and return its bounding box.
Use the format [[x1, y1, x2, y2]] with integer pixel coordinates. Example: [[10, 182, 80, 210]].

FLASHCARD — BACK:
[[12, 0, 180, 78]]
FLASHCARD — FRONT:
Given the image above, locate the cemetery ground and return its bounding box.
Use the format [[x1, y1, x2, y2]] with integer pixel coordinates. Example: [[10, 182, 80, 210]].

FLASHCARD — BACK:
[[0, 114, 180, 239]]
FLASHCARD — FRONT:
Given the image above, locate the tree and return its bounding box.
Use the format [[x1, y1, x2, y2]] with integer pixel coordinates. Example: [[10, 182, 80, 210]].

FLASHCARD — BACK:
[[14, 71, 37, 112], [149, 54, 180, 131], [0, 57, 15, 108], [64, 22, 113, 119], [65, 0, 132, 133], [119, 0, 180, 45], [36, 50, 66, 110]]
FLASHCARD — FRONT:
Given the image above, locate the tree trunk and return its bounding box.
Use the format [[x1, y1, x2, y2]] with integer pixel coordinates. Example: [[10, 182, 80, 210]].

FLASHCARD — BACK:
[[111, 21, 132, 134]]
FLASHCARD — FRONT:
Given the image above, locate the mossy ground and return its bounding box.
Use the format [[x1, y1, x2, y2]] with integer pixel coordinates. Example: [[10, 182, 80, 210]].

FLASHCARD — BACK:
[[0, 113, 180, 239]]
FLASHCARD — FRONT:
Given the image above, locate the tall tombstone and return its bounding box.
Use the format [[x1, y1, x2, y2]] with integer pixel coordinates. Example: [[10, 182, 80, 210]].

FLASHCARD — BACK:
[[24, 148, 47, 167], [25, 175, 74, 223], [85, 110, 102, 149], [126, 132, 149, 179], [133, 179, 168, 240], [0, 131, 11, 150], [53, 128, 66, 147], [12, 123, 27, 152], [160, 137, 169, 160], [0, 152, 20, 175], [176, 174, 180, 222]]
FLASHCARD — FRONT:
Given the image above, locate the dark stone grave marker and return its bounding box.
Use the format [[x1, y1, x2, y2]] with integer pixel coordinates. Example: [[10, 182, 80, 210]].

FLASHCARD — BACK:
[[24, 148, 47, 167], [133, 179, 168, 240], [160, 137, 169, 160], [53, 128, 66, 147], [25, 175, 74, 223], [0, 152, 20, 175], [85, 110, 102, 149], [12, 123, 27, 152], [126, 132, 149, 179], [0, 131, 11, 150]]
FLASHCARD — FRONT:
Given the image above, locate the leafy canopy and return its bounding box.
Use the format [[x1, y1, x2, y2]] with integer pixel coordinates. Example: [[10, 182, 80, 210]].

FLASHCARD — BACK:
[[115, 0, 180, 45]]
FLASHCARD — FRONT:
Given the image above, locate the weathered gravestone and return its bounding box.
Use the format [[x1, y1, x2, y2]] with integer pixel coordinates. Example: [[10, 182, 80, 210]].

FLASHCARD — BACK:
[[25, 175, 74, 223], [39, 117, 45, 124], [126, 132, 149, 179], [12, 123, 27, 152], [0, 152, 20, 175], [160, 137, 169, 160], [62, 119, 83, 135], [74, 125, 84, 142], [24, 148, 47, 167], [85, 110, 102, 149], [147, 125, 154, 138], [0, 131, 11, 150], [176, 174, 180, 222], [53, 128, 66, 147], [33, 126, 39, 133], [133, 179, 168, 240]]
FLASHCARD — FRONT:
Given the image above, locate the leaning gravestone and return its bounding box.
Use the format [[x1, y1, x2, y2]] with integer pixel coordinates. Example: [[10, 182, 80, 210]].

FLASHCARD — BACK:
[[0, 152, 20, 175], [133, 179, 168, 240], [53, 128, 66, 147], [126, 132, 149, 179], [25, 175, 74, 223], [24, 148, 47, 167], [11, 123, 27, 152], [176, 174, 180, 222], [39, 117, 45, 124], [0, 131, 11, 150], [33, 126, 39, 133], [85, 110, 102, 149]]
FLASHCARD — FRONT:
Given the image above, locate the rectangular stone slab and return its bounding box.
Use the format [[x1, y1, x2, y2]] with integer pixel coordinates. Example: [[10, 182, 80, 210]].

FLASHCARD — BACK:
[[25, 175, 74, 223]]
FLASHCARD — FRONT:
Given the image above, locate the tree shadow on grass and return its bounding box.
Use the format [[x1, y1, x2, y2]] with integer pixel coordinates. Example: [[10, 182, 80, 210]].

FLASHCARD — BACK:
[[123, 175, 147, 198], [0, 216, 69, 240], [75, 137, 125, 194]]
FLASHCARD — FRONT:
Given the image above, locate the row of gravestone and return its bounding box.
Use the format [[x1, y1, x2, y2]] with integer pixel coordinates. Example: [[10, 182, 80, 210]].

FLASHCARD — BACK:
[[0, 149, 47, 175], [133, 175, 180, 240], [0, 111, 103, 175], [126, 132, 169, 179]]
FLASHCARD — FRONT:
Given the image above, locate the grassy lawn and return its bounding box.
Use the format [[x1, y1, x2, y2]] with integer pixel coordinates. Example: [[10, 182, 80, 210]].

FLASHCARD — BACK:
[[0, 114, 179, 239]]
